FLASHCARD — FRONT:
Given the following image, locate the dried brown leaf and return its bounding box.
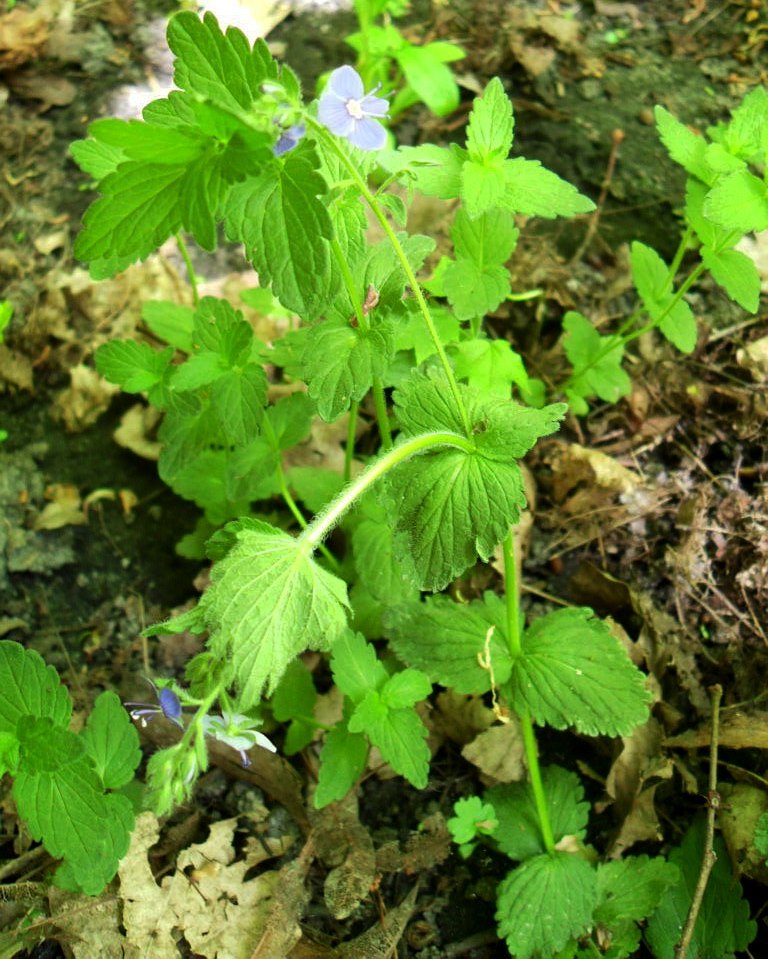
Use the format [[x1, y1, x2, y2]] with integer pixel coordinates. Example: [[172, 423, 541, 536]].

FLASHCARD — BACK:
[[461, 721, 526, 785]]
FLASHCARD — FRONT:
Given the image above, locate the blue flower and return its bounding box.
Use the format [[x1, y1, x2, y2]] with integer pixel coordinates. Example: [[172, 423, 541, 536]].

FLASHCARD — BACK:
[[125, 682, 183, 729], [318, 65, 389, 150], [201, 713, 276, 768], [274, 122, 306, 157]]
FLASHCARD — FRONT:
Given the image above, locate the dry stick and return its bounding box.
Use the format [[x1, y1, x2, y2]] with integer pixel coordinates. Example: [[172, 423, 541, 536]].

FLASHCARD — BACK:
[[569, 128, 625, 267], [673, 683, 724, 959]]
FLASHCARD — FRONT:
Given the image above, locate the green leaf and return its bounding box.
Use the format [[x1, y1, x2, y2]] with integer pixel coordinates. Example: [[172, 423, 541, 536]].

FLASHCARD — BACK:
[[496, 853, 597, 959], [701, 246, 761, 313], [95, 340, 173, 393], [387, 372, 566, 590], [720, 85, 768, 162], [645, 818, 757, 959], [630, 242, 697, 353], [224, 148, 338, 320], [503, 158, 595, 218], [387, 592, 512, 693], [396, 42, 462, 116], [487, 765, 589, 861], [466, 77, 514, 163], [302, 318, 395, 421], [211, 366, 266, 445], [460, 159, 508, 218], [562, 311, 631, 407], [315, 723, 369, 808], [393, 304, 461, 365], [288, 467, 345, 513], [263, 392, 314, 451], [380, 143, 464, 199], [0, 641, 72, 734], [452, 206, 519, 266], [453, 339, 529, 398], [80, 691, 141, 790], [0, 731, 20, 778], [270, 660, 317, 755], [351, 494, 417, 603], [348, 690, 430, 788], [594, 856, 679, 927], [448, 796, 499, 845], [442, 208, 518, 318], [654, 106, 712, 183], [703, 169, 768, 234], [14, 717, 134, 895], [70, 137, 125, 181], [331, 629, 388, 703], [142, 300, 195, 352], [507, 607, 651, 737], [380, 668, 432, 709], [201, 521, 350, 706], [754, 812, 768, 860]]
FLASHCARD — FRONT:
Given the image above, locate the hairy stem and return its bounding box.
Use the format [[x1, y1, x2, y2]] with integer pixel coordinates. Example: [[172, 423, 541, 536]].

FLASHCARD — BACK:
[[502, 530, 556, 854]]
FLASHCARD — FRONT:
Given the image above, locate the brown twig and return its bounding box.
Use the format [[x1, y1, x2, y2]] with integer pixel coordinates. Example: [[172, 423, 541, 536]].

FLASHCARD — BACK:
[[673, 684, 723, 959], [569, 128, 625, 266]]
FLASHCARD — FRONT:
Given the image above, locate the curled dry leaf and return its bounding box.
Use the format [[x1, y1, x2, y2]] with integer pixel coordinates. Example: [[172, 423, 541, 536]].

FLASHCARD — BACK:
[[461, 720, 526, 785], [54, 363, 119, 432]]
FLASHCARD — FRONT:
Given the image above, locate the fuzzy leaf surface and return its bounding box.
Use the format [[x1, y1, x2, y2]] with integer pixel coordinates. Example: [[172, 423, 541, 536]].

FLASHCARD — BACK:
[[0, 641, 72, 734], [348, 686, 430, 788], [703, 170, 768, 234], [701, 247, 760, 313], [96, 341, 173, 393], [452, 339, 529, 399], [466, 77, 514, 163], [562, 311, 630, 411], [594, 856, 679, 927], [503, 157, 595, 218], [507, 607, 651, 736]]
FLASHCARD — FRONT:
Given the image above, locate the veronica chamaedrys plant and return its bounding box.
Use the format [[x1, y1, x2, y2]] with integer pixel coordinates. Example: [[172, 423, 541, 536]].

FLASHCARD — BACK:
[[318, 65, 390, 150]]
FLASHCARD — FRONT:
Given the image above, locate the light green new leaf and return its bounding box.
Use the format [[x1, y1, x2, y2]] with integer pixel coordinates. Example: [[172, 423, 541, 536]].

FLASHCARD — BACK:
[[380, 143, 464, 199], [487, 765, 589, 862], [453, 339, 529, 398], [263, 392, 314, 450], [631, 242, 697, 353], [0, 641, 72, 735], [388, 373, 566, 590], [142, 300, 195, 352], [0, 731, 20, 779], [85, 117, 203, 165], [348, 691, 430, 788], [167, 11, 278, 113], [96, 340, 173, 393], [70, 137, 125, 181], [645, 818, 757, 959], [224, 150, 338, 320], [448, 796, 499, 845], [302, 318, 395, 421], [14, 718, 134, 895], [703, 169, 768, 234], [331, 629, 388, 704], [315, 723, 369, 808], [503, 157, 595, 218], [466, 77, 514, 163], [443, 209, 518, 318], [720, 85, 768, 162], [380, 669, 432, 709], [496, 853, 597, 959], [202, 521, 350, 706], [701, 246, 760, 313], [508, 607, 651, 736], [170, 352, 226, 391], [387, 592, 512, 693], [80, 691, 141, 791], [562, 311, 630, 408], [594, 856, 679, 927], [460, 159, 508, 218], [394, 304, 461, 365], [212, 365, 267, 445], [654, 106, 712, 183], [396, 42, 462, 116], [442, 258, 510, 320], [452, 207, 519, 266]]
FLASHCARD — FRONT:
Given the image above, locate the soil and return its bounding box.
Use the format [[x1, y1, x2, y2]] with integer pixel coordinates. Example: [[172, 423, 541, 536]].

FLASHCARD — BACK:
[[0, 1, 767, 958]]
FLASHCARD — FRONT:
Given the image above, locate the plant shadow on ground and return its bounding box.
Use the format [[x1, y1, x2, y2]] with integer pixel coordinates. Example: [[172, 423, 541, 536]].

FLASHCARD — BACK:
[[0, 0, 767, 957]]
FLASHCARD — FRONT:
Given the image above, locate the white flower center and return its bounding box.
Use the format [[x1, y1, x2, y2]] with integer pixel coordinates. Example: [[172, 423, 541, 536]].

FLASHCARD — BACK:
[[346, 98, 364, 120]]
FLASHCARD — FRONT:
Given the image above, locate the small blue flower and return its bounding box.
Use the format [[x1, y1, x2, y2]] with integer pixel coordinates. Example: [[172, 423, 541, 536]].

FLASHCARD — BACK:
[[201, 713, 276, 768], [274, 122, 306, 157], [125, 682, 183, 729], [318, 65, 389, 151]]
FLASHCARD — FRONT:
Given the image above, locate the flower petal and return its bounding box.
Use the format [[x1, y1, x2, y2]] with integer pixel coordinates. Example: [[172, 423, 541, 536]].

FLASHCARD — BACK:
[[348, 116, 388, 150], [360, 93, 390, 118], [318, 94, 356, 136], [328, 64, 364, 100]]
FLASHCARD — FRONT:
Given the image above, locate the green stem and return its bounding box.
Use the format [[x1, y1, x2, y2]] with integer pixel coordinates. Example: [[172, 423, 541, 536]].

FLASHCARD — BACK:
[[622, 260, 707, 346], [306, 117, 472, 438], [502, 529, 556, 855], [345, 400, 358, 483], [298, 430, 475, 551], [176, 233, 200, 307]]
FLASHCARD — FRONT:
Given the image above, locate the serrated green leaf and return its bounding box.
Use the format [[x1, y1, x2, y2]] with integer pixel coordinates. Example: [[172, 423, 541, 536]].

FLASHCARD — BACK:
[[754, 812, 768, 859], [460, 159, 508, 218], [466, 77, 514, 163], [387, 592, 512, 693], [393, 304, 461, 365], [16, 715, 86, 773], [211, 365, 266, 444], [224, 149, 338, 320], [270, 659, 317, 755], [562, 311, 630, 407], [448, 796, 499, 845], [631, 242, 697, 353], [380, 669, 431, 709], [703, 169, 768, 234], [496, 853, 597, 959], [201, 522, 350, 706], [315, 724, 369, 808], [348, 691, 430, 788], [654, 106, 712, 183], [507, 607, 651, 736], [302, 318, 395, 421], [442, 209, 518, 318], [443, 259, 510, 320], [719, 86, 768, 162], [396, 42, 462, 116], [96, 340, 173, 393], [0, 731, 20, 779], [645, 818, 757, 959], [453, 339, 529, 398], [452, 206, 519, 266], [70, 137, 125, 181], [287, 467, 344, 513], [701, 246, 760, 313], [0, 641, 72, 734], [387, 372, 566, 590], [263, 392, 314, 450], [331, 629, 388, 703], [594, 856, 679, 927], [142, 300, 195, 352], [379, 143, 464, 199], [80, 691, 141, 791], [351, 495, 417, 603], [503, 157, 595, 218], [192, 296, 254, 363], [171, 352, 226, 391], [487, 766, 589, 861]]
